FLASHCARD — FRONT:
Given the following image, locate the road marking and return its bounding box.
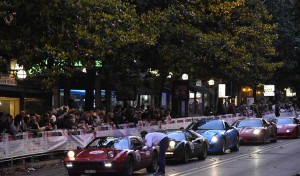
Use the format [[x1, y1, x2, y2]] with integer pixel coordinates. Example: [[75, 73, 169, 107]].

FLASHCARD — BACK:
[[169, 140, 300, 176]]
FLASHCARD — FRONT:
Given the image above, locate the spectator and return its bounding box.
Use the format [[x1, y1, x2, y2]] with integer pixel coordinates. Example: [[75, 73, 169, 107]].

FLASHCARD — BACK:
[[165, 111, 172, 124], [64, 114, 77, 130], [105, 112, 119, 129], [39, 113, 53, 131], [77, 119, 89, 131], [4, 114, 16, 135], [215, 100, 226, 115], [27, 115, 42, 133], [275, 102, 280, 117]]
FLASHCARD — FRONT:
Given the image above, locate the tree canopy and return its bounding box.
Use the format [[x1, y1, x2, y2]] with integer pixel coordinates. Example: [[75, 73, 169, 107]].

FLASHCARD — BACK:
[[0, 0, 286, 96]]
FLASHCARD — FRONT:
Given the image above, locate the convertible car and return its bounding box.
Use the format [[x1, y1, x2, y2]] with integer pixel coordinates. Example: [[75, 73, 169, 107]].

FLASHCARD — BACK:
[[186, 119, 240, 154], [64, 136, 158, 176], [274, 117, 300, 138], [157, 129, 209, 163], [232, 118, 277, 144]]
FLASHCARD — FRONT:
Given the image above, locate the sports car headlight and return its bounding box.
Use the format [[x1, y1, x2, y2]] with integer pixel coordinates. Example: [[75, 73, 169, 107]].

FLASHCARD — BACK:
[[67, 151, 75, 158], [107, 151, 114, 158], [253, 129, 260, 135], [211, 136, 218, 143], [286, 129, 292, 133], [169, 141, 176, 149]]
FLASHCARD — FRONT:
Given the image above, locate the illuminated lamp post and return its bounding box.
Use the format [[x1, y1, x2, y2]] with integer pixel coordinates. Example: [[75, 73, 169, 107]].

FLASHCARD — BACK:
[[207, 79, 216, 112], [181, 73, 189, 117]]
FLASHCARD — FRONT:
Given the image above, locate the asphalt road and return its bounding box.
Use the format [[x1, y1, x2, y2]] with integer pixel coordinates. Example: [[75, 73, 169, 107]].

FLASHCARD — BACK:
[[9, 138, 300, 176]]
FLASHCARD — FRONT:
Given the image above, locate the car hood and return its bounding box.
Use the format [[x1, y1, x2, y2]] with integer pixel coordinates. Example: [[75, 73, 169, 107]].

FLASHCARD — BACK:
[[276, 124, 296, 129], [238, 127, 263, 134], [73, 148, 127, 161], [195, 130, 224, 139]]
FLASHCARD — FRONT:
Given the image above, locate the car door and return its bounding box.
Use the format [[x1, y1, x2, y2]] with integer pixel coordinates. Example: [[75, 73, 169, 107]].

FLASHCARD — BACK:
[[186, 131, 202, 157], [224, 122, 236, 147], [262, 119, 273, 139], [130, 137, 147, 169]]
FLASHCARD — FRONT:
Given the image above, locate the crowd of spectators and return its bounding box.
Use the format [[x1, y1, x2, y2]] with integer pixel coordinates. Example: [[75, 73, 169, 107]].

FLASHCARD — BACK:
[[0, 100, 298, 137], [0, 105, 172, 137]]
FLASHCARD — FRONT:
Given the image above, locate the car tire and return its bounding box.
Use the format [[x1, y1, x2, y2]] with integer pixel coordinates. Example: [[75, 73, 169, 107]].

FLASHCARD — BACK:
[[271, 132, 277, 143], [295, 128, 299, 139], [219, 138, 226, 154], [123, 155, 133, 176], [262, 132, 268, 145], [181, 146, 190, 163], [230, 136, 240, 152], [146, 151, 158, 173], [198, 142, 207, 160]]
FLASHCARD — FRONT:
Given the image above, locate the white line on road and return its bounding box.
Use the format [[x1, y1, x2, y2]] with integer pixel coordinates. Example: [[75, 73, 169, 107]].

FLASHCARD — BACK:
[[169, 140, 300, 176]]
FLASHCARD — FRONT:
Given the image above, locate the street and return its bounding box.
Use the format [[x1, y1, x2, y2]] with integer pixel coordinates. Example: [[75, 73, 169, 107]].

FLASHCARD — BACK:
[[14, 138, 300, 176]]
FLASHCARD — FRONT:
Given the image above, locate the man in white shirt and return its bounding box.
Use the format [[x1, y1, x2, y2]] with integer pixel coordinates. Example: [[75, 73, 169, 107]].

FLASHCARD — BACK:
[[140, 130, 169, 176]]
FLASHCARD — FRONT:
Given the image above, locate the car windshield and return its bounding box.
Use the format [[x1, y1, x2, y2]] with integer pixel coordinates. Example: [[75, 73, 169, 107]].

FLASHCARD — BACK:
[[166, 131, 185, 141], [191, 120, 224, 130], [235, 119, 263, 128], [86, 137, 129, 149], [275, 118, 294, 124]]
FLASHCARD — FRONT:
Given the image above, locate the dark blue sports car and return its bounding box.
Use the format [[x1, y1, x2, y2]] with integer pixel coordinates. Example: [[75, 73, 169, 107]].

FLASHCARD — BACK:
[[186, 119, 240, 154], [157, 129, 209, 163]]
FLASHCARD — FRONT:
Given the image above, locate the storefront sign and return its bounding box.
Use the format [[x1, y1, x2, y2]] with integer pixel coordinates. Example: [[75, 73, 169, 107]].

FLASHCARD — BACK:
[[264, 85, 275, 96], [0, 73, 17, 86], [218, 84, 226, 98]]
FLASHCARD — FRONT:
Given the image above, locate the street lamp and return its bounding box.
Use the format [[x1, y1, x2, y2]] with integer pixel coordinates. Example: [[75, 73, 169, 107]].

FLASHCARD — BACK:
[[182, 73, 188, 80], [208, 79, 215, 86], [11, 63, 27, 79], [16, 70, 27, 79]]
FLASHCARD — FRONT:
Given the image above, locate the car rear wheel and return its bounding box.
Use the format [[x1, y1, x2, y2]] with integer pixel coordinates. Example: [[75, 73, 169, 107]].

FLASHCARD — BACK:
[[198, 142, 207, 160], [181, 147, 190, 163], [123, 155, 133, 176], [230, 136, 240, 152], [146, 151, 158, 173]]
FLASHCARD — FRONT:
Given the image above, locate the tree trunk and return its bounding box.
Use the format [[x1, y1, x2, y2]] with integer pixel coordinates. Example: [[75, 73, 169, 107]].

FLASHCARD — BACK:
[[95, 74, 102, 109], [85, 69, 95, 111]]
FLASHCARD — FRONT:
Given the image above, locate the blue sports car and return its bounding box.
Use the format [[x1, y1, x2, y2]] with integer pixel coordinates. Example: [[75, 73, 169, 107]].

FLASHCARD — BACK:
[[186, 119, 240, 154]]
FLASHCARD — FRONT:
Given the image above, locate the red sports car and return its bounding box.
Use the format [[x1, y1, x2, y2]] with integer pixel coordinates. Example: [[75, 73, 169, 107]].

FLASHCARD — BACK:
[[64, 136, 158, 176], [232, 118, 277, 144], [274, 117, 300, 138]]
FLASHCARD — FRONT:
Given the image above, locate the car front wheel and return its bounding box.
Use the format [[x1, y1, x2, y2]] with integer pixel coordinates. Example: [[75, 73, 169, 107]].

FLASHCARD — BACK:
[[198, 143, 207, 160], [181, 147, 190, 163], [123, 155, 133, 176], [146, 151, 158, 173], [230, 136, 240, 152]]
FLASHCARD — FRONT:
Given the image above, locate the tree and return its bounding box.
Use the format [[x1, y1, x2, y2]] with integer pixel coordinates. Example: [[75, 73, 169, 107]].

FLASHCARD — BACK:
[[133, 0, 281, 104], [264, 0, 298, 97]]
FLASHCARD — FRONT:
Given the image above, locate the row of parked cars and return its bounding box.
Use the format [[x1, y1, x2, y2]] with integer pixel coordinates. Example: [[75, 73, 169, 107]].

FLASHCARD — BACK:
[[63, 116, 300, 176]]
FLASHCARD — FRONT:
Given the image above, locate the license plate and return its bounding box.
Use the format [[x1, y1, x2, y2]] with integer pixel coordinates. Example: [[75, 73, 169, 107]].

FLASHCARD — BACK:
[[85, 170, 96, 174]]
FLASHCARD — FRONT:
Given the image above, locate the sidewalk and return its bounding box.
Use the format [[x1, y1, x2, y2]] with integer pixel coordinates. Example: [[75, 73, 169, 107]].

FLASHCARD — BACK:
[[0, 157, 63, 176]]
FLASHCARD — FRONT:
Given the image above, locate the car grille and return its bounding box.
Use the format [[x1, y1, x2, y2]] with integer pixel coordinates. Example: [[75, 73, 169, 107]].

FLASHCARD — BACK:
[[72, 162, 104, 169], [278, 133, 291, 137]]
